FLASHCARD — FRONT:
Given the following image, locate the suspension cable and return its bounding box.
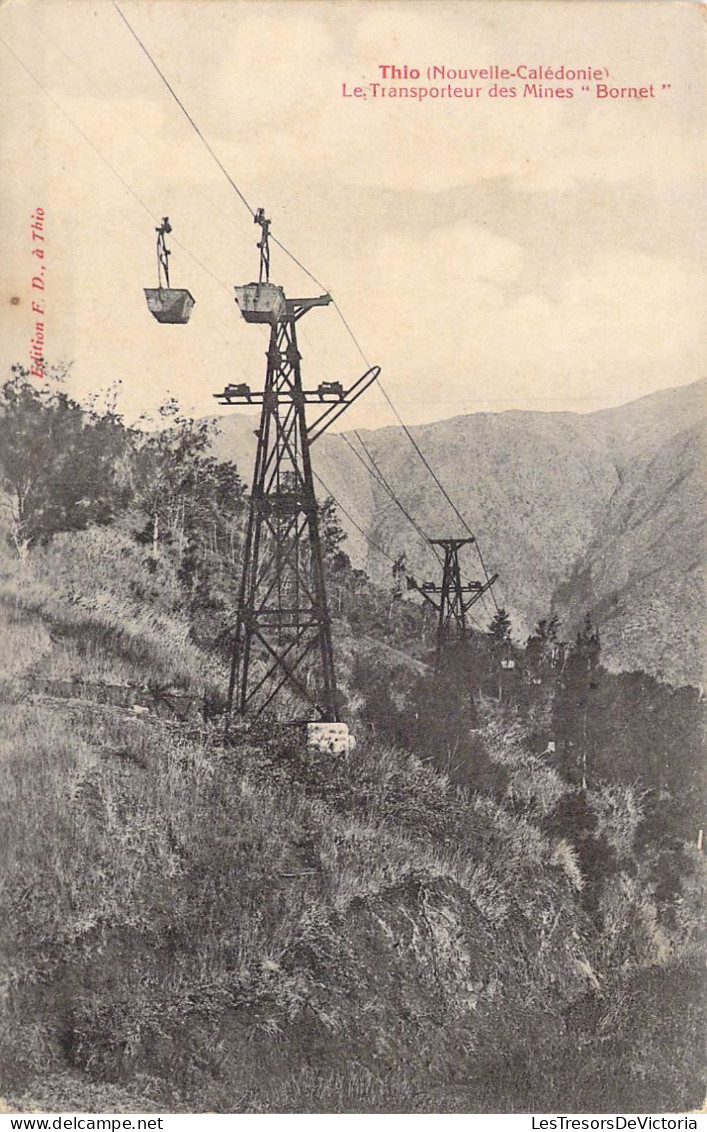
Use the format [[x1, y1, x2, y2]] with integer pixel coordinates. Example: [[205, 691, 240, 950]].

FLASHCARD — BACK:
[[108, 3, 499, 601], [0, 36, 236, 299], [327, 306, 500, 610], [11, 9, 501, 636], [341, 433, 443, 566], [311, 471, 395, 566], [111, 1, 255, 220], [107, 3, 501, 616]]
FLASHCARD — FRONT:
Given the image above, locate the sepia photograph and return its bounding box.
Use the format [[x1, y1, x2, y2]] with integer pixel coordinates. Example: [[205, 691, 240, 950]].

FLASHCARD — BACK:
[[0, 0, 704, 1117]]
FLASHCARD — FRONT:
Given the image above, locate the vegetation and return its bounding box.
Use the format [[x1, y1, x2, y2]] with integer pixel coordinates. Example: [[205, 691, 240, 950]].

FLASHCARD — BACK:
[[0, 366, 129, 556], [0, 371, 704, 1113]]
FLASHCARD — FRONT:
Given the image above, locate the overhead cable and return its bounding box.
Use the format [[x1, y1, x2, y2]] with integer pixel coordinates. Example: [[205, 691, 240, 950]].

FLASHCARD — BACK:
[[0, 36, 235, 298], [111, 1, 255, 220], [108, 2, 500, 615], [341, 432, 443, 565], [311, 470, 396, 566]]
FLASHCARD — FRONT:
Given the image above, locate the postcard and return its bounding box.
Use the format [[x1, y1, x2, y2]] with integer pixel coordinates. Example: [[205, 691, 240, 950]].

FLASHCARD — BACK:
[[0, 0, 704, 1119]]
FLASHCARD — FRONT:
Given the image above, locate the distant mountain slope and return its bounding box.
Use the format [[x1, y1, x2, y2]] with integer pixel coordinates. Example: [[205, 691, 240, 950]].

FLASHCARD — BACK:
[[209, 379, 705, 685], [589, 379, 707, 468], [554, 418, 705, 686]]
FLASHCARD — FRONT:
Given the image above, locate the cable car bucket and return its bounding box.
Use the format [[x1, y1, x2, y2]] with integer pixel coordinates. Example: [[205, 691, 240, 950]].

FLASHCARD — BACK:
[[144, 217, 195, 324], [233, 209, 286, 325]]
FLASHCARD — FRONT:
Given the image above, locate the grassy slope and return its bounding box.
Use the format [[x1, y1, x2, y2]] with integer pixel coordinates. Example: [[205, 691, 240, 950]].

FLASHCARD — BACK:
[[0, 533, 704, 1113]]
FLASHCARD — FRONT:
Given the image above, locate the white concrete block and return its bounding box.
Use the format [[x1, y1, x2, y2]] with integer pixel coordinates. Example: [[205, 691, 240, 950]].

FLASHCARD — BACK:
[[306, 722, 355, 755]]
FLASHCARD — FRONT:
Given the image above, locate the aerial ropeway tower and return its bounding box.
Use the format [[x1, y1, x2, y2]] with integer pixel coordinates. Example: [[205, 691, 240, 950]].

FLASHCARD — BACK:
[[117, 0, 503, 736], [407, 537, 498, 670], [213, 210, 379, 725], [142, 208, 502, 726]]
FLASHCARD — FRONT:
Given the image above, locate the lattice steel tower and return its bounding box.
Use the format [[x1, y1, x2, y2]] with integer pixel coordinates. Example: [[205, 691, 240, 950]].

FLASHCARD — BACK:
[[214, 211, 378, 721], [408, 537, 497, 669]]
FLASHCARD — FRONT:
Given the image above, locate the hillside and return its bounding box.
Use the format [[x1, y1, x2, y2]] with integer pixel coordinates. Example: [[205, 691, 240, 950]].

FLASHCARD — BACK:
[[0, 535, 704, 1114], [0, 366, 704, 1114], [556, 419, 705, 686], [210, 379, 706, 684]]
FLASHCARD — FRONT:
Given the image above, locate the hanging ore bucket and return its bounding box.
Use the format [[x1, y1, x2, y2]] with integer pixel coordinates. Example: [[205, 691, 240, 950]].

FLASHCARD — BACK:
[[144, 217, 195, 325], [234, 281, 286, 325], [145, 287, 195, 324], [232, 209, 286, 325]]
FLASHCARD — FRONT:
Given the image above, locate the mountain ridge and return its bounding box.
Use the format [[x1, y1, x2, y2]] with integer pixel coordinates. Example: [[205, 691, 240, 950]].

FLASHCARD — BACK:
[[208, 378, 706, 684]]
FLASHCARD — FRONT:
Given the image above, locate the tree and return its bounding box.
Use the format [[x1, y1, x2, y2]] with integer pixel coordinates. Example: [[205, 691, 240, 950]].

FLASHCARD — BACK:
[[129, 399, 213, 562], [129, 402, 244, 559], [488, 607, 512, 642], [554, 613, 602, 789], [527, 613, 560, 647], [319, 495, 349, 565], [174, 455, 246, 598], [525, 613, 565, 675], [128, 402, 247, 629], [0, 365, 130, 555], [576, 612, 601, 668], [391, 552, 407, 596]]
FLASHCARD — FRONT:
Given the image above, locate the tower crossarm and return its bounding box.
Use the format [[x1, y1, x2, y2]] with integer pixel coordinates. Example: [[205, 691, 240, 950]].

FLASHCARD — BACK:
[[213, 365, 381, 445], [213, 384, 371, 407], [307, 366, 381, 443], [406, 576, 442, 612], [429, 537, 475, 550], [286, 295, 332, 319], [462, 572, 499, 612]]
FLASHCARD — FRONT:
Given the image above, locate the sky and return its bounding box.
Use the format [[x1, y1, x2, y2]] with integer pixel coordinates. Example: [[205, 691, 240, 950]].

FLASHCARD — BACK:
[[0, 0, 704, 431]]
